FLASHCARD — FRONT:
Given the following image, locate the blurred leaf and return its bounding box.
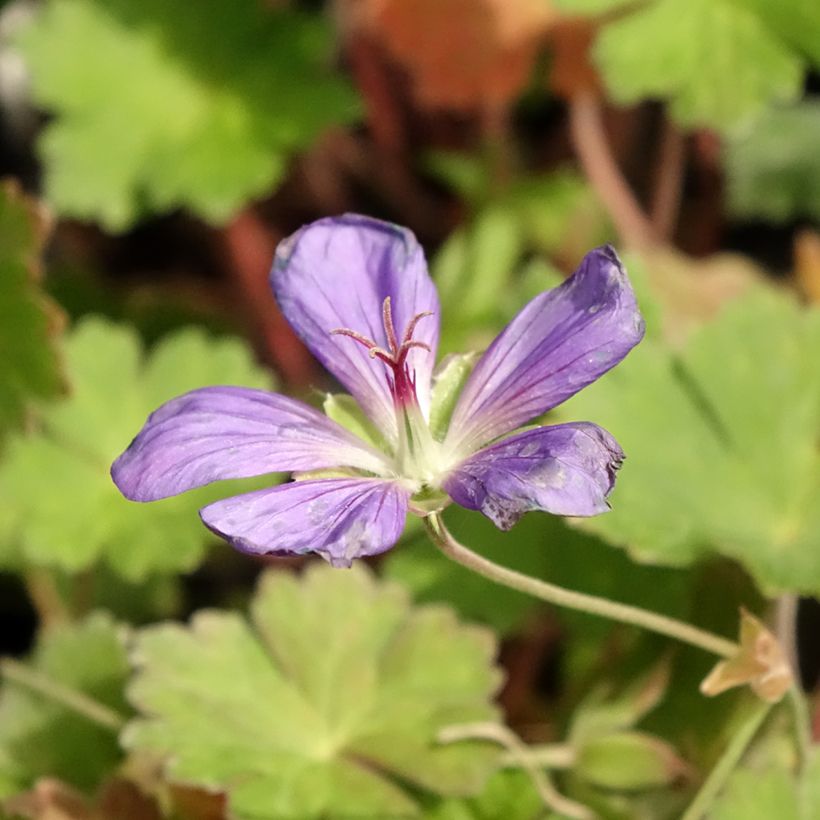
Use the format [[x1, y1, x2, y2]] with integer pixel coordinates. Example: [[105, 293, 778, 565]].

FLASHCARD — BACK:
[[0, 181, 63, 433], [356, 0, 554, 111], [710, 754, 820, 820], [558, 287, 820, 596], [17, 0, 359, 230], [424, 770, 543, 819], [575, 731, 687, 792], [124, 563, 502, 819], [384, 504, 689, 638], [0, 613, 129, 796], [0, 318, 274, 580], [593, 0, 804, 131], [726, 101, 820, 224], [429, 353, 479, 441], [740, 0, 820, 66]]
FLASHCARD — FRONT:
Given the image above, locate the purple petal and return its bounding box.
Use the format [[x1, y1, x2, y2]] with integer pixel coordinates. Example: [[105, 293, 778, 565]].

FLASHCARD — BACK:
[[199, 477, 410, 567], [112, 386, 390, 502], [443, 422, 624, 530], [445, 246, 644, 455], [271, 215, 440, 444]]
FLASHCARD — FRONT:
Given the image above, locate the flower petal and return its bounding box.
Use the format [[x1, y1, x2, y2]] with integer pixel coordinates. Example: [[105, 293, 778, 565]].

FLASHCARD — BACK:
[[272, 215, 440, 444], [443, 422, 624, 530], [199, 477, 410, 567], [112, 386, 391, 502], [444, 246, 644, 456]]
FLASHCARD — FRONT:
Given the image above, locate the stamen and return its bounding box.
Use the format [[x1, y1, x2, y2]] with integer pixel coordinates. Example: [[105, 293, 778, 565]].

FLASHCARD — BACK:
[[330, 327, 379, 350], [382, 297, 399, 357]]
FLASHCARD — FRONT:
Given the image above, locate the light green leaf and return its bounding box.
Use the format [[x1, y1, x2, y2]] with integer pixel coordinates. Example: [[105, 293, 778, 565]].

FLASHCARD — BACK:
[[0, 317, 274, 579], [0, 182, 63, 433], [711, 765, 804, 820], [124, 563, 502, 819], [594, 0, 803, 131], [429, 353, 479, 440], [0, 613, 129, 796], [425, 770, 543, 820], [322, 392, 382, 449], [726, 102, 820, 224], [741, 0, 820, 66], [558, 287, 820, 596], [17, 0, 360, 230]]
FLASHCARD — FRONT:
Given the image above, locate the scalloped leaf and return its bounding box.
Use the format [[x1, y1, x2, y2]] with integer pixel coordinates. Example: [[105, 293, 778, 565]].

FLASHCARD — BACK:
[[593, 0, 804, 131], [124, 563, 502, 819], [0, 613, 130, 797], [0, 182, 63, 433], [557, 286, 820, 596], [0, 318, 274, 579], [17, 0, 360, 230]]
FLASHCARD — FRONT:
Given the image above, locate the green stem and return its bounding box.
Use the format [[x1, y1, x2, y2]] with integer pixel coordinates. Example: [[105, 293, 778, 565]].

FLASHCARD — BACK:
[[680, 701, 772, 820], [439, 722, 591, 819], [424, 513, 737, 658], [788, 686, 813, 772], [1, 658, 126, 732]]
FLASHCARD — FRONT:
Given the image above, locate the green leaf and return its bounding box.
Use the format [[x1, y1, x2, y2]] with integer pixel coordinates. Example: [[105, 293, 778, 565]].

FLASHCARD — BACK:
[[741, 0, 820, 66], [0, 182, 63, 433], [0, 613, 129, 796], [0, 318, 274, 579], [594, 0, 803, 131], [124, 563, 502, 819], [575, 731, 686, 792], [17, 0, 360, 230], [322, 392, 383, 449], [425, 770, 543, 820], [557, 287, 820, 596], [726, 102, 820, 224]]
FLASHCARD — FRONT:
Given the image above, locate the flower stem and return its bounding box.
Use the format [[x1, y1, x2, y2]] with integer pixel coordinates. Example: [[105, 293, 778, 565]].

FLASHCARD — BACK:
[[24, 569, 69, 629], [438, 722, 591, 819], [788, 686, 813, 772], [680, 700, 772, 820], [424, 513, 737, 658], [0, 657, 126, 731]]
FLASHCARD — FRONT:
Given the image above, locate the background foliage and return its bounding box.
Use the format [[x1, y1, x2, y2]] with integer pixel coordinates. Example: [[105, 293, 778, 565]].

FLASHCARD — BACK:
[[0, 0, 819, 817]]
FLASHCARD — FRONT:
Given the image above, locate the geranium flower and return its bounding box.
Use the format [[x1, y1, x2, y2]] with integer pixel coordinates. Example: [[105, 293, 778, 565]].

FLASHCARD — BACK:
[[112, 215, 644, 566]]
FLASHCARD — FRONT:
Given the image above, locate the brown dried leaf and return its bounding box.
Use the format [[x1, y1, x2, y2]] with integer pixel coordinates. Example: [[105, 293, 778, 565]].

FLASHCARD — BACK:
[[700, 610, 793, 704], [352, 0, 555, 111]]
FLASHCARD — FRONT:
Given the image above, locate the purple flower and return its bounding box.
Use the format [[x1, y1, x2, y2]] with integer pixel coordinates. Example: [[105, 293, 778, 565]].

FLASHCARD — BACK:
[[112, 215, 644, 567]]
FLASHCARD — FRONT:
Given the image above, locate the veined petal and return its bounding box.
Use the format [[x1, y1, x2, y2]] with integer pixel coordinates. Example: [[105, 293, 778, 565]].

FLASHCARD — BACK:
[[112, 386, 391, 502], [443, 423, 624, 530], [271, 215, 440, 444], [444, 246, 643, 456], [200, 477, 410, 567]]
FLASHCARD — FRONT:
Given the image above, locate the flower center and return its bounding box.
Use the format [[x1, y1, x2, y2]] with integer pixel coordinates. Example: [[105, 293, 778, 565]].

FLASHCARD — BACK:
[[331, 298, 443, 483]]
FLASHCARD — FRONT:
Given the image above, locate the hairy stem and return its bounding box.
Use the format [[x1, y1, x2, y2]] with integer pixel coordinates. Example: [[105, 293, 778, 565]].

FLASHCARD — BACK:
[[568, 90, 656, 250], [439, 722, 591, 819], [680, 701, 771, 820], [788, 686, 813, 772], [424, 513, 737, 658], [1, 658, 125, 731]]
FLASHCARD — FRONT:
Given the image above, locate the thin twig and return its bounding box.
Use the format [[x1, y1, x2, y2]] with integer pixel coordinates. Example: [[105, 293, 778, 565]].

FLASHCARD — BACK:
[[424, 513, 737, 658], [438, 722, 591, 819], [650, 116, 686, 241], [1, 658, 126, 731], [568, 90, 656, 250], [680, 701, 771, 820]]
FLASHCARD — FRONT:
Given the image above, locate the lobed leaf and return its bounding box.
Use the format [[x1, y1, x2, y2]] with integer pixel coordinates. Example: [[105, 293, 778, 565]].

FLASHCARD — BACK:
[[593, 0, 804, 131], [558, 286, 820, 596], [0, 182, 63, 433], [124, 563, 502, 818], [17, 0, 360, 230], [0, 613, 130, 796], [0, 318, 274, 579]]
